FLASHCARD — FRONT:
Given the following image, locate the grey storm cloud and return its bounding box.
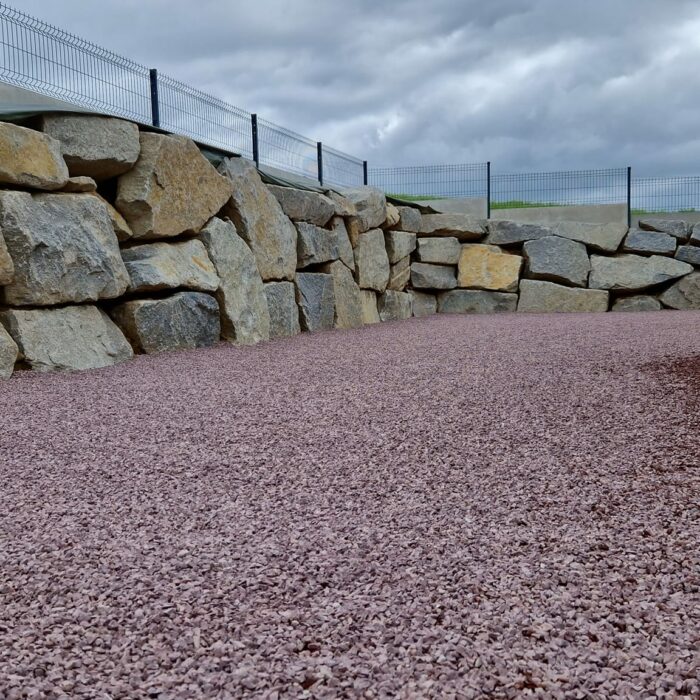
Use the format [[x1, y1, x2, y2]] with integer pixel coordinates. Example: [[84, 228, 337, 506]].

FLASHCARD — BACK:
[[8, 0, 700, 175]]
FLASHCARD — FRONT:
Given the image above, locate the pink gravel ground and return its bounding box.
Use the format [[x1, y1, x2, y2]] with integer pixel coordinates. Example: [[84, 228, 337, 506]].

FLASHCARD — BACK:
[[0, 311, 699, 699]]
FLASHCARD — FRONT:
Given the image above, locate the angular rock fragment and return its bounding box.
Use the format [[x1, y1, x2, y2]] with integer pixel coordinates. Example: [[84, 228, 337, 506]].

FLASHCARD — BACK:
[[267, 185, 335, 226], [61, 176, 97, 193], [458, 244, 522, 292], [416, 237, 461, 265], [523, 236, 590, 287], [378, 291, 412, 321], [623, 229, 676, 256], [264, 281, 301, 339], [658, 272, 700, 309], [395, 206, 423, 233], [332, 217, 355, 271], [674, 245, 700, 267], [550, 221, 627, 253], [321, 260, 363, 329], [421, 214, 486, 241], [384, 230, 417, 264], [360, 290, 380, 324], [0, 325, 18, 380], [341, 188, 387, 231], [518, 280, 609, 313], [437, 290, 517, 314], [296, 222, 339, 268], [638, 218, 691, 241], [611, 295, 662, 312], [0, 231, 14, 286], [589, 254, 692, 292], [295, 273, 335, 331], [410, 291, 438, 317], [384, 203, 401, 228], [354, 229, 390, 292], [486, 220, 551, 246], [388, 256, 411, 291], [411, 262, 457, 290]]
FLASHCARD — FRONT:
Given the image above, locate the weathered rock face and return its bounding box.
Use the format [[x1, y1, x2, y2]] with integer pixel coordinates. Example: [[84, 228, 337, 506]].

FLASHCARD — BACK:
[[296, 222, 339, 268], [327, 191, 357, 218], [385, 203, 401, 228], [116, 133, 232, 240], [523, 236, 590, 287], [638, 218, 691, 241], [1, 306, 133, 372], [295, 273, 335, 332], [378, 291, 412, 322], [612, 295, 662, 312], [218, 158, 297, 280], [0, 325, 18, 380], [589, 254, 692, 292], [96, 195, 133, 242], [486, 220, 551, 246], [332, 217, 355, 271], [388, 256, 411, 291], [264, 281, 301, 339], [0, 191, 129, 306], [360, 290, 380, 324], [41, 114, 140, 180], [623, 229, 676, 256], [421, 214, 486, 241], [411, 262, 457, 290], [416, 237, 461, 265], [342, 188, 387, 231], [518, 280, 609, 313], [675, 245, 700, 267], [550, 221, 627, 253], [199, 218, 270, 345], [267, 185, 335, 226], [384, 230, 417, 264], [322, 260, 363, 329], [62, 176, 97, 193], [354, 229, 390, 292], [121, 239, 219, 294], [0, 231, 14, 286], [410, 291, 437, 317], [437, 290, 517, 314], [0, 122, 69, 191], [112, 292, 220, 354], [658, 272, 700, 309], [395, 206, 422, 233], [690, 224, 700, 246], [458, 244, 522, 292]]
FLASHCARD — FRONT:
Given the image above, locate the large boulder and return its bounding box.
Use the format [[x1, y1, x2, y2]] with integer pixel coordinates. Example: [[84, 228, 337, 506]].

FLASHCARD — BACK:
[[411, 262, 457, 290], [0, 122, 69, 191], [410, 291, 437, 317], [457, 244, 522, 292], [121, 239, 219, 294], [395, 206, 422, 233], [378, 291, 412, 321], [0, 326, 18, 380], [658, 272, 700, 309], [341, 188, 387, 232], [518, 280, 609, 313], [638, 218, 691, 241], [321, 260, 363, 329], [589, 254, 692, 292], [0, 306, 133, 372], [622, 229, 676, 256], [0, 191, 129, 306], [437, 290, 517, 314], [267, 185, 335, 226], [199, 218, 270, 345], [116, 133, 231, 240], [675, 245, 700, 267], [388, 256, 411, 291], [360, 290, 380, 324], [354, 229, 390, 292], [112, 292, 220, 354], [421, 214, 485, 241], [486, 220, 551, 246], [332, 217, 355, 271], [689, 224, 700, 246], [0, 231, 14, 286], [327, 191, 357, 218], [384, 230, 417, 264], [550, 221, 627, 253], [612, 295, 662, 312], [295, 273, 335, 332], [416, 237, 461, 265], [384, 203, 401, 228], [296, 222, 339, 268], [523, 236, 590, 287], [218, 158, 297, 280], [41, 114, 140, 180], [264, 281, 301, 339]]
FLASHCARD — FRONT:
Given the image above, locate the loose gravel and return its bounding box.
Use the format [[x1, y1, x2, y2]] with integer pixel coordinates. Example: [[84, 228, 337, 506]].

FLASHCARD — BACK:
[[1, 311, 699, 699]]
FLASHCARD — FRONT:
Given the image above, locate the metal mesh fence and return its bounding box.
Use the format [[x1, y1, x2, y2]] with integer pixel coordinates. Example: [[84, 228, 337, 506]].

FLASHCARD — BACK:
[[368, 163, 488, 199], [631, 176, 700, 214], [256, 118, 318, 180], [322, 144, 365, 188]]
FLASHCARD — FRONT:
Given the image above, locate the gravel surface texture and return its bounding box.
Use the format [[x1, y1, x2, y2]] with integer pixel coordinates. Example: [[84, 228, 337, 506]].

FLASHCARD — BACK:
[[1, 312, 699, 699]]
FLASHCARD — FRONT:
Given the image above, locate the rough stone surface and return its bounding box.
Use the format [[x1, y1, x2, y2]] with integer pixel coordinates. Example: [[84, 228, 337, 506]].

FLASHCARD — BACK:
[[0, 121, 69, 191], [218, 158, 297, 280], [410, 291, 437, 317], [354, 229, 390, 292], [199, 218, 270, 345], [378, 291, 412, 322], [589, 254, 692, 292], [411, 262, 457, 290], [421, 214, 486, 241], [360, 290, 380, 324], [550, 221, 628, 253], [384, 230, 417, 264], [518, 280, 609, 313], [96, 196, 132, 242], [41, 114, 140, 180], [0, 191, 129, 306], [658, 272, 700, 309], [0, 231, 14, 286], [674, 245, 700, 267], [267, 185, 335, 226], [385, 203, 401, 228], [638, 218, 691, 241], [264, 282, 300, 339], [61, 176, 97, 193], [296, 222, 339, 268], [332, 217, 355, 271], [437, 290, 517, 314], [112, 292, 220, 354], [321, 261, 364, 329], [327, 191, 357, 218], [416, 237, 461, 265], [341, 188, 387, 231], [396, 206, 423, 233], [486, 220, 551, 246], [458, 244, 522, 292], [0, 325, 18, 380], [388, 256, 411, 291], [121, 239, 219, 295], [0, 305, 133, 372], [295, 273, 335, 332], [523, 235, 590, 287], [689, 224, 700, 246], [116, 133, 232, 240], [612, 295, 662, 312], [623, 229, 676, 256]]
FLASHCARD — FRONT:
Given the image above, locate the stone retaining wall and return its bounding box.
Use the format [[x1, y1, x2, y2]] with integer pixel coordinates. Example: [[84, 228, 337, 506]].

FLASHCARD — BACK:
[[0, 115, 699, 380]]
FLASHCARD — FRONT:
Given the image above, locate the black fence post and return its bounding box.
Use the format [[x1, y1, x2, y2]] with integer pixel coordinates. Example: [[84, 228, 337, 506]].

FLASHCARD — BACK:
[[149, 69, 160, 128], [317, 142, 324, 187], [251, 114, 259, 167], [363, 160, 368, 186], [486, 161, 491, 219], [626, 166, 632, 227]]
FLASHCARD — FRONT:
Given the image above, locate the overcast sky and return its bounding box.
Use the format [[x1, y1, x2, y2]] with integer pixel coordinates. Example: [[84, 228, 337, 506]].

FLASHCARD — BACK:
[[9, 0, 700, 175]]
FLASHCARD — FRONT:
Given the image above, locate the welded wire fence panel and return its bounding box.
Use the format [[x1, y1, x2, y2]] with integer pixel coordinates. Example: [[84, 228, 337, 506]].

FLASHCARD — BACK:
[[368, 163, 488, 199], [632, 176, 700, 214], [256, 118, 319, 180], [158, 74, 252, 158], [322, 145, 364, 188], [0, 3, 150, 122]]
